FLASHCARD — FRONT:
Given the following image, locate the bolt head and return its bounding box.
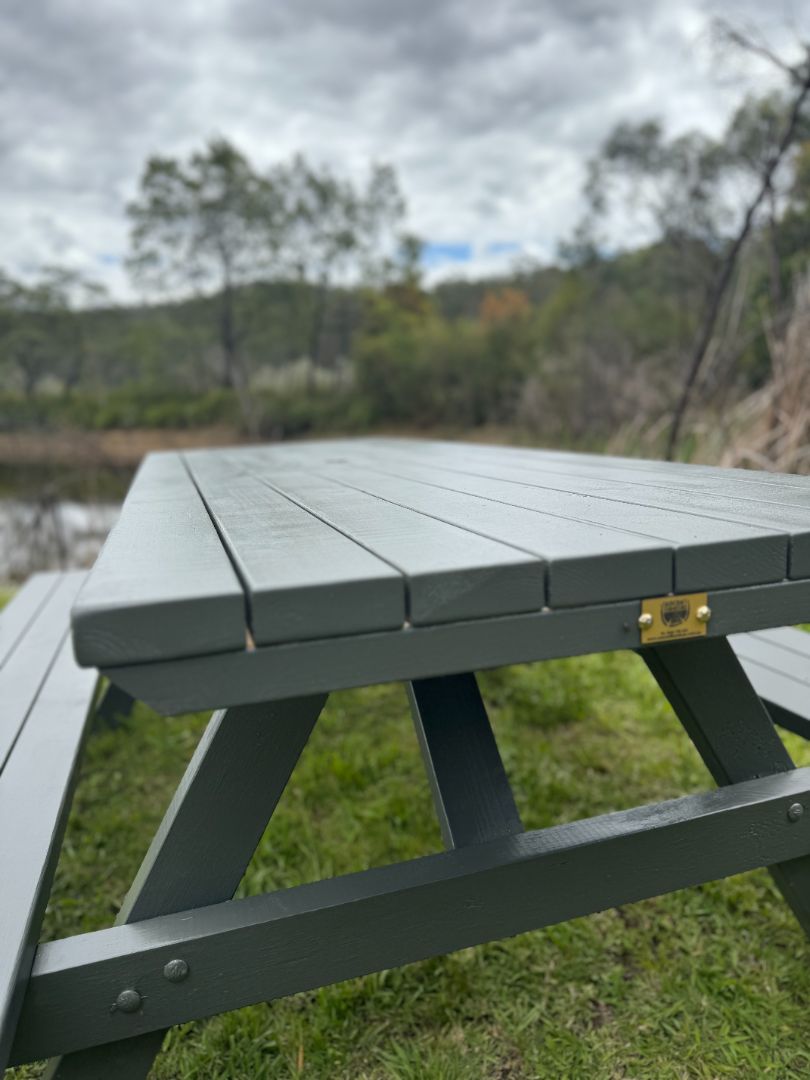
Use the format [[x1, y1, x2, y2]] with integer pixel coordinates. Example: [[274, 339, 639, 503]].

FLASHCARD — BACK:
[[115, 988, 142, 1014], [638, 613, 654, 629], [696, 605, 712, 624], [163, 958, 190, 983], [787, 802, 804, 822]]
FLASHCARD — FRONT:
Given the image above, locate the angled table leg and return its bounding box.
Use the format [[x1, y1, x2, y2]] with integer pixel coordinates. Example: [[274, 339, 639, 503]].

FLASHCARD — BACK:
[[642, 637, 810, 935], [408, 673, 523, 847], [93, 681, 136, 728], [45, 692, 327, 1080]]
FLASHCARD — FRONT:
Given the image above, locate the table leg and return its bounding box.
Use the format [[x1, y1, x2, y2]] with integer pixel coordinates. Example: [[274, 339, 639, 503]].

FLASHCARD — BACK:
[[408, 673, 523, 847], [44, 692, 327, 1080], [642, 636, 810, 935], [93, 682, 136, 728]]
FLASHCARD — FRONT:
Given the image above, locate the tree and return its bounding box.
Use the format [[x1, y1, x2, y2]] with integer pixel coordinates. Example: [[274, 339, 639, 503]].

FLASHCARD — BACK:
[[665, 32, 810, 459], [127, 138, 285, 389], [573, 28, 810, 460], [272, 156, 416, 368], [0, 268, 105, 396]]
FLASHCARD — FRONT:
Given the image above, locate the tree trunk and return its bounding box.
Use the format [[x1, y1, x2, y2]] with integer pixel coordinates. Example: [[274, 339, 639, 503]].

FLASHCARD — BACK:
[[665, 60, 810, 461], [219, 280, 238, 389]]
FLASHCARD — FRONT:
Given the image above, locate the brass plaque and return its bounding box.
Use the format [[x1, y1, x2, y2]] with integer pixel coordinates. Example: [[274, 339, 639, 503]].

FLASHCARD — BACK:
[[639, 592, 709, 645]]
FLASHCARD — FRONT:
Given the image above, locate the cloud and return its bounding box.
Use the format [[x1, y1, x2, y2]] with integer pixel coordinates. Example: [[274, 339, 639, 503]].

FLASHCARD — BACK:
[[0, 0, 804, 298]]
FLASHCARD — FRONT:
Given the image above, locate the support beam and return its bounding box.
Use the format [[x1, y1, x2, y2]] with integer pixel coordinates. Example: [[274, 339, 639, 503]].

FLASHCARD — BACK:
[[92, 682, 136, 728], [642, 637, 810, 936], [408, 674, 522, 847], [768, 702, 810, 741], [13, 767, 810, 1065], [45, 693, 327, 1080]]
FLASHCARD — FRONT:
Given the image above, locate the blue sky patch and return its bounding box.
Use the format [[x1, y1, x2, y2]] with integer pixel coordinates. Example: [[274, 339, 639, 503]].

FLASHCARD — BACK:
[[421, 242, 473, 267]]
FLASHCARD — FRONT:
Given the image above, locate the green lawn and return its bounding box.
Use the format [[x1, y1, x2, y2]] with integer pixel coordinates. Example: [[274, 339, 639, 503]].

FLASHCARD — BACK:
[[10, 651, 810, 1079]]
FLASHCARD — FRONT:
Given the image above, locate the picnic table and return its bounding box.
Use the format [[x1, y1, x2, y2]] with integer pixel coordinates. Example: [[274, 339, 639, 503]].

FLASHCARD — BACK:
[[4, 437, 810, 1077]]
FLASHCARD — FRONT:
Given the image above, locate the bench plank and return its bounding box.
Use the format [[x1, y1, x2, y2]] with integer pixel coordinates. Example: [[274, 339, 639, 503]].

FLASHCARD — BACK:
[[71, 453, 247, 667], [0, 603, 98, 1069], [184, 451, 405, 645], [0, 572, 61, 669], [0, 572, 87, 772]]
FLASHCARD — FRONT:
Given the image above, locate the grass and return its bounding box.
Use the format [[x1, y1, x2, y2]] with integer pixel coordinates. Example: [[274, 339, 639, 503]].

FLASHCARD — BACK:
[[9, 650, 810, 1079]]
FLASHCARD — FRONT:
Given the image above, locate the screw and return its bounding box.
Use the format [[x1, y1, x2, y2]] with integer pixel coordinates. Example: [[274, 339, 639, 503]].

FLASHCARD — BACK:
[[787, 802, 804, 823], [638, 613, 654, 629], [696, 605, 712, 623], [163, 958, 190, 983], [114, 988, 142, 1014]]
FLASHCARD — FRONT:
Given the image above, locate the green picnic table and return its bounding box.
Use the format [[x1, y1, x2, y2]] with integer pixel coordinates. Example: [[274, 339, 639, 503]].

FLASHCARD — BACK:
[[3, 437, 810, 1077]]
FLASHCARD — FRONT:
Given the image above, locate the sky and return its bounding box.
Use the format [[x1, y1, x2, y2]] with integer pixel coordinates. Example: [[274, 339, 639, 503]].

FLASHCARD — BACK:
[[1, 0, 807, 300]]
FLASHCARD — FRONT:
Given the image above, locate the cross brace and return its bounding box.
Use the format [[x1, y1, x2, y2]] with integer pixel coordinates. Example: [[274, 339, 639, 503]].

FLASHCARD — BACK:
[[11, 766, 810, 1065]]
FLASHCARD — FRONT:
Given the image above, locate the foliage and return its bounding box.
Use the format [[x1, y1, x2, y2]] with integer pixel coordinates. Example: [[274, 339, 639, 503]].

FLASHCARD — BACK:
[[127, 140, 416, 391], [2, 92, 810, 457]]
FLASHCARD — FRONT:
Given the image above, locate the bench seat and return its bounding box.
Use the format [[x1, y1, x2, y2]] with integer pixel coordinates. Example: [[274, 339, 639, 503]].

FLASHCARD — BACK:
[[730, 627, 810, 739], [0, 572, 99, 1070]]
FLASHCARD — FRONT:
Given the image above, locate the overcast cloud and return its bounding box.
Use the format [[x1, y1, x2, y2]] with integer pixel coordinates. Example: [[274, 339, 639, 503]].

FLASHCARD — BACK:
[[1, 0, 806, 298]]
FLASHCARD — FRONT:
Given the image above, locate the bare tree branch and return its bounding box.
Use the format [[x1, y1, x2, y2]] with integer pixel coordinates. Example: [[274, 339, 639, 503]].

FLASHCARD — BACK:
[[665, 31, 810, 460]]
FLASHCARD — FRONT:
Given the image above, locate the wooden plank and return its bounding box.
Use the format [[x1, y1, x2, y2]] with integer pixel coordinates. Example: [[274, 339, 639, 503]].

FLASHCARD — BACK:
[[303, 463, 672, 607], [735, 656, 809, 722], [729, 630, 810, 722], [337, 446, 789, 593], [71, 453, 247, 668], [382, 445, 810, 579], [48, 693, 327, 1080], [184, 451, 405, 645], [234, 461, 546, 626], [0, 572, 87, 773], [100, 579, 810, 715], [377, 439, 810, 494], [0, 572, 61, 669], [746, 626, 810, 659], [13, 767, 810, 1064], [731, 630, 810, 681], [0, 634, 98, 1070], [408, 674, 523, 848]]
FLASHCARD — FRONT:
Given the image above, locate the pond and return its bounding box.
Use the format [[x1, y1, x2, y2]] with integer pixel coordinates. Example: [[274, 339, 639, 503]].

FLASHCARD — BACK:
[[0, 497, 120, 582]]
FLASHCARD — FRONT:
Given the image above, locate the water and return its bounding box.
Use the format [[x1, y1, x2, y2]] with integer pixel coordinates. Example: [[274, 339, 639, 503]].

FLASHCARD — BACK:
[[0, 498, 120, 582]]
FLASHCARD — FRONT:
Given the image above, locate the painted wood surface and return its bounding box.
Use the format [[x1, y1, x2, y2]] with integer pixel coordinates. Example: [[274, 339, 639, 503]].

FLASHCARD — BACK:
[[184, 452, 405, 644], [0, 573, 60, 670], [71, 439, 810, 671], [0, 575, 98, 1070], [731, 627, 810, 723], [102, 579, 810, 714], [13, 767, 810, 1063], [0, 572, 87, 772], [298, 442, 789, 592], [642, 636, 810, 936], [71, 453, 246, 667], [408, 674, 523, 848], [48, 694, 327, 1080]]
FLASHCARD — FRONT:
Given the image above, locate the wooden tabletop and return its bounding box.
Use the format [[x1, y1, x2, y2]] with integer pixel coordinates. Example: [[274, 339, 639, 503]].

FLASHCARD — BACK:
[[71, 438, 810, 674]]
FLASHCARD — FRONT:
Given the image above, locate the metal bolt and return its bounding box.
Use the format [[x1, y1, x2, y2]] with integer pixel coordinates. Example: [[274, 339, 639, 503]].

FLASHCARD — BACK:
[[696, 605, 712, 624], [787, 802, 804, 823], [163, 958, 190, 983], [638, 613, 654, 629], [114, 988, 142, 1014]]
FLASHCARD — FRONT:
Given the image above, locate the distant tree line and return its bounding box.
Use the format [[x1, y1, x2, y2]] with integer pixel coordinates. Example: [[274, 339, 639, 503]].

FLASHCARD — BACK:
[[1, 26, 809, 463]]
